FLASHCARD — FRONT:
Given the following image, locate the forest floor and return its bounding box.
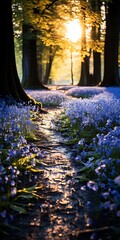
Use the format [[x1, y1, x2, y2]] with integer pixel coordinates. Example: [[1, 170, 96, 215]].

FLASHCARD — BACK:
[[1, 103, 119, 240]]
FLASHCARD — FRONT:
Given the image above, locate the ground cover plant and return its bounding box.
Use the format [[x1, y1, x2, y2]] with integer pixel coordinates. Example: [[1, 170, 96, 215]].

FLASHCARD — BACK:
[[26, 90, 67, 107], [1, 87, 120, 238], [0, 98, 44, 234], [26, 86, 120, 224], [59, 87, 120, 229]]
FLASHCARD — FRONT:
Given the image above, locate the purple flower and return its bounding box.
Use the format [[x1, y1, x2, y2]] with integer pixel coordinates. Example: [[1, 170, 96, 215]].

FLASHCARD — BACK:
[[101, 192, 109, 199], [1, 210, 7, 218], [11, 187, 17, 197], [10, 180, 15, 186], [81, 185, 86, 191], [86, 217, 92, 227], [87, 181, 98, 191], [117, 210, 120, 217], [90, 233, 97, 240], [114, 175, 120, 186], [103, 201, 110, 209]]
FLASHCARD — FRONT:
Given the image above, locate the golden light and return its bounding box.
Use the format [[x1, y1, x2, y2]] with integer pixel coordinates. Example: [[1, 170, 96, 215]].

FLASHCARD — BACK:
[[65, 19, 82, 42]]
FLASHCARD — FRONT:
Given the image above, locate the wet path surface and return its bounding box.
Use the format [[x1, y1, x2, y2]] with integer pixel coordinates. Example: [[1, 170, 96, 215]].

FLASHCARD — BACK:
[[33, 108, 86, 239], [20, 108, 94, 240], [2, 108, 117, 240], [21, 108, 114, 240]]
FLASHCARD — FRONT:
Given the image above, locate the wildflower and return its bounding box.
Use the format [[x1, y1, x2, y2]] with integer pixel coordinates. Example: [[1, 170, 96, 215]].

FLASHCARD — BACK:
[[10, 180, 15, 186], [31, 158, 36, 167], [101, 192, 109, 199], [90, 233, 97, 240], [5, 176, 9, 183], [75, 156, 82, 161], [81, 150, 87, 158], [80, 185, 86, 191], [11, 187, 17, 197], [117, 210, 120, 217], [87, 181, 98, 191], [78, 139, 85, 146], [109, 204, 117, 211], [0, 165, 4, 173], [86, 201, 92, 206], [86, 217, 92, 227], [114, 175, 120, 186], [1, 210, 7, 218], [2, 196, 7, 202], [9, 215, 14, 221], [103, 201, 110, 209]]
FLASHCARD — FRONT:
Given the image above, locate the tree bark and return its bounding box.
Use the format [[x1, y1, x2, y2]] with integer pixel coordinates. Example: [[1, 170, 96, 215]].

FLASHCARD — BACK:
[[100, 0, 120, 86], [22, 24, 48, 89], [43, 46, 56, 85], [91, 0, 101, 85], [77, 13, 90, 86], [93, 51, 101, 85], [78, 56, 90, 86], [0, 0, 31, 101]]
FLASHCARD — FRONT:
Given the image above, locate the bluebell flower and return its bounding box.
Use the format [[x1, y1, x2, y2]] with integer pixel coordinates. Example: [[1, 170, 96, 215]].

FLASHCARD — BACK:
[[11, 187, 17, 197], [80, 185, 86, 191], [101, 192, 109, 199], [87, 181, 98, 191], [10, 180, 16, 186], [114, 175, 120, 186], [117, 210, 120, 217], [1, 210, 7, 218]]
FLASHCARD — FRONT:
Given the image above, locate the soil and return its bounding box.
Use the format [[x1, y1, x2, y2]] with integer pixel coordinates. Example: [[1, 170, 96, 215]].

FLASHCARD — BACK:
[[1, 107, 120, 240]]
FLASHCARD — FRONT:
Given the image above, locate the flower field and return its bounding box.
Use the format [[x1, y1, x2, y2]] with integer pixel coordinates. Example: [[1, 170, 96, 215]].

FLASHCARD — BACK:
[[0, 98, 44, 233], [0, 86, 120, 236], [60, 87, 120, 220]]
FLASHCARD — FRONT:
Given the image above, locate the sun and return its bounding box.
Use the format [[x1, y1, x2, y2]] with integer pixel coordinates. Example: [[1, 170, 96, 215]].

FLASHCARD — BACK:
[[65, 19, 82, 42]]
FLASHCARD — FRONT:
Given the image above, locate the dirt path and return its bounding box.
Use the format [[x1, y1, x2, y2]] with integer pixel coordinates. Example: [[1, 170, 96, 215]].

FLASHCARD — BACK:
[[20, 108, 114, 240], [30, 108, 86, 240], [2, 108, 117, 240]]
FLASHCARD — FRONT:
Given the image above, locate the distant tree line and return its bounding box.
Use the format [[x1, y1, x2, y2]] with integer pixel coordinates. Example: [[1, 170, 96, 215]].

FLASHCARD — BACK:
[[0, 0, 120, 102]]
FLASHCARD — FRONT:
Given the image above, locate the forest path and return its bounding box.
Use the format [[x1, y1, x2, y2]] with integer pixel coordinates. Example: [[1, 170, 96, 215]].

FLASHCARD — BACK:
[[20, 107, 112, 240], [30, 107, 87, 240], [2, 107, 115, 240]]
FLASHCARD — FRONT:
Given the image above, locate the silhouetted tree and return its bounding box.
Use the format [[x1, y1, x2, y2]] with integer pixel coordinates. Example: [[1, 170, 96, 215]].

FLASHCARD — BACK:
[[0, 0, 35, 102], [22, 24, 48, 89], [91, 0, 101, 85], [100, 0, 120, 86]]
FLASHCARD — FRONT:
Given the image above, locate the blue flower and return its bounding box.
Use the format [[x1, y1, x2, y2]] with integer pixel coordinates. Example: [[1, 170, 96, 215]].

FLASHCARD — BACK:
[[87, 181, 98, 191]]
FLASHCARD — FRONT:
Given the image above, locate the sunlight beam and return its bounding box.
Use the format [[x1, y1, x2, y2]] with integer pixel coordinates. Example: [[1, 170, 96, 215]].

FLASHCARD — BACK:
[[65, 19, 82, 42]]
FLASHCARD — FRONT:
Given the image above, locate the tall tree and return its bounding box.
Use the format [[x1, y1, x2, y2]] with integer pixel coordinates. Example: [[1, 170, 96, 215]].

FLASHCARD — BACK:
[[43, 46, 58, 84], [100, 0, 120, 86], [77, 0, 101, 86], [77, 3, 90, 86], [0, 0, 35, 103], [91, 0, 102, 85], [22, 24, 48, 89], [21, 0, 72, 86]]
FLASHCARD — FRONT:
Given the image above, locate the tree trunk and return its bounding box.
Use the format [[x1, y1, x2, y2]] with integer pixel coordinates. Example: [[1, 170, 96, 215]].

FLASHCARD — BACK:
[[0, 0, 31, 101], [91, 0, 101, 85], [70, 51, 74, 85], [22, 24, 48, 89], [77, 14, 90, 86], [37, 42, 44, 83], [93, 51, 101, 85], [100, 0, 120, 86], [78, 56, 90, 86], [43, 46, 56, 85]]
